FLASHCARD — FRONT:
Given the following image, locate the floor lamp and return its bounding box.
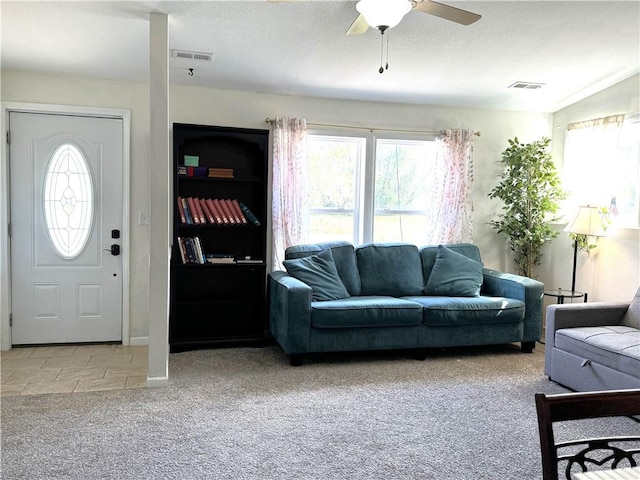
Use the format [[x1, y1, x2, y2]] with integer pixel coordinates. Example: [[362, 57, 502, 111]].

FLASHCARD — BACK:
[[564, 206, 607, 293]]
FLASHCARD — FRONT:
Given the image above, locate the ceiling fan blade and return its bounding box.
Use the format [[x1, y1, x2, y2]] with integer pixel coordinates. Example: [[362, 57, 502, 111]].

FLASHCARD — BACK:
[[414, 0, 481, 25], [345, 14, 369, 35]]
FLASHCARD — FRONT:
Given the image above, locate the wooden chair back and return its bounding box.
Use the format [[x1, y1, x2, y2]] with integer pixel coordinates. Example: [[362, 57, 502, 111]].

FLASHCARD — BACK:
[[535, 389, 640, 480]]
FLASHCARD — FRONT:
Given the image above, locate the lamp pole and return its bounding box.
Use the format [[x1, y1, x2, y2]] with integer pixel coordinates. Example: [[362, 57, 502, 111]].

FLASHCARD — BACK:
[[571, 239, 578, 293]]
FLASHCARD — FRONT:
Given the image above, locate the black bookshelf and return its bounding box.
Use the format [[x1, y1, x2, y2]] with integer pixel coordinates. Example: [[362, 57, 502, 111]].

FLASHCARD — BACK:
[[170, 123, 269, 352]]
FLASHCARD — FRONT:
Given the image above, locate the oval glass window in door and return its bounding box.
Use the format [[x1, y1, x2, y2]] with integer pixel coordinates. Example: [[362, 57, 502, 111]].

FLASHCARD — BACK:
[[43, 143, 94, 259]]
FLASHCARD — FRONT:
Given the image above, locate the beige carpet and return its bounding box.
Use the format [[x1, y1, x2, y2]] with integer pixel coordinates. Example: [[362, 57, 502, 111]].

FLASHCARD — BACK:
[[2, 343, 637, 479]]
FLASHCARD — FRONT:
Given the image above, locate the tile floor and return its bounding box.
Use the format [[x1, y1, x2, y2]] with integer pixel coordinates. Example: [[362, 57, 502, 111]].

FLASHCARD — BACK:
[[0, 344, 148, 397]]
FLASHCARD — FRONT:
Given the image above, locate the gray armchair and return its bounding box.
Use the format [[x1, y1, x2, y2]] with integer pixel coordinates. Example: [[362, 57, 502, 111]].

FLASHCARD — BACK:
[[544, 287, 640, 391]]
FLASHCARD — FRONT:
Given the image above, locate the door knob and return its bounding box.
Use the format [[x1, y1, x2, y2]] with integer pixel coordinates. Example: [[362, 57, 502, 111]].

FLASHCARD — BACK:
[[110, 244, 120, 256]]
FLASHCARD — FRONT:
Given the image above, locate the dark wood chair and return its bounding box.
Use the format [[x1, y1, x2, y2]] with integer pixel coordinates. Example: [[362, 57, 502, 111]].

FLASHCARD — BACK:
[[535, 389, 640, 480]]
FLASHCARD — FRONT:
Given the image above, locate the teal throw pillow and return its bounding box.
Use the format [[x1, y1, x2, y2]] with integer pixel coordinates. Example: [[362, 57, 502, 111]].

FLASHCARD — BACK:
[[283, 249, 351, 302], [425, 245, 483, 297]]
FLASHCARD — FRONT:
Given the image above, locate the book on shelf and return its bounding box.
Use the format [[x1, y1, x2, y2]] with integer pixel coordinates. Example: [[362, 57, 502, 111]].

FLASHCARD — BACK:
[[177, 196, 187, 224], [181, 198, 193, 224], [230, 199, 248, 224], [192, 197, 206, 224], [177, 236, 207, 264], [208, 168, 234, 178], [239, 201, 261, 226], [223, 199, 242, 224], [236, 258, 263, 264], [205, 198, 224, 224], [186, 197, 201, 224], [217, 199, 236, 224], [176, 196, 260, 226], [212, 199, 230, 224], [199, 198, 216, 224], [206, 253, 235, 264]]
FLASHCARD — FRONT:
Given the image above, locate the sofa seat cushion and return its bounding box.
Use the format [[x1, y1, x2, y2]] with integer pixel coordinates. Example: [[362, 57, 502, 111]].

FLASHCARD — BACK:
[[403, 296, 525, 326], [555, 326, 640, 378], [311, 296, 423, 329]]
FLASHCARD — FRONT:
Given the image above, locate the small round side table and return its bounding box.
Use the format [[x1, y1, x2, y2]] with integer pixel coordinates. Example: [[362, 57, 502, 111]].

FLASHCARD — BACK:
[[543, 288, 588, 304]]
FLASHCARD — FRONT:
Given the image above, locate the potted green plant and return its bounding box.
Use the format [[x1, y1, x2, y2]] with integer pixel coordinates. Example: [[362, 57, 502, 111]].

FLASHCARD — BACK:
[[488, 137, 566, 278]]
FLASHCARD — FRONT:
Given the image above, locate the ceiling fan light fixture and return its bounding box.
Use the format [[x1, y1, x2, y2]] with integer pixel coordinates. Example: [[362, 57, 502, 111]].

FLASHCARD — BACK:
[[356, 0, 412, 30]]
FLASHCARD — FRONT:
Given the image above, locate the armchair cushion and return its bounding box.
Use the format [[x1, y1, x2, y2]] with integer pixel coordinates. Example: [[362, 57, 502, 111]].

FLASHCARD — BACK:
[[283, 249, 350, 302], [554, 325, 640, 378], [424, 245, 483, 297]]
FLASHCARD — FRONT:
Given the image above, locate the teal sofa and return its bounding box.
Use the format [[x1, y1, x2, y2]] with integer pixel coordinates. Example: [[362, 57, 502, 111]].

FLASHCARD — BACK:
[[268, 241, 544, 365]]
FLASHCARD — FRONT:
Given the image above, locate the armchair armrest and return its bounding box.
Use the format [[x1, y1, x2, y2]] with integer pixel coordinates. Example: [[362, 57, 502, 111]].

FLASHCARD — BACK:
[[268, 271, 313, 354], [482, 269, 544, 344], [544, 301, 630, 375]]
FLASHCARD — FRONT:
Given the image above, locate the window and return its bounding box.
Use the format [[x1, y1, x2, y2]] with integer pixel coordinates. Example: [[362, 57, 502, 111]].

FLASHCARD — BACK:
[[563, 115, 640, 228], [373, 139, 436, 244], [43, 143, 94, 259], [307, 131, 436, 245]]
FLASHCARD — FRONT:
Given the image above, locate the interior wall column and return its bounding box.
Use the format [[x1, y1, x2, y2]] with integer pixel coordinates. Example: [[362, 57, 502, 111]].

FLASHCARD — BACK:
[[147, 11, 170, 386]]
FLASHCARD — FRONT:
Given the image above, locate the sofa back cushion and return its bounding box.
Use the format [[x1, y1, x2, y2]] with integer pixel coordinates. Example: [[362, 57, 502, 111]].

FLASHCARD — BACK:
[[356, 243, 424, 296], [285, 241, 361, 296], [420, 243, 482, 282], [621, 287, 640, 329], [283, 249, 351, 302], [424, 245, 484, 296]]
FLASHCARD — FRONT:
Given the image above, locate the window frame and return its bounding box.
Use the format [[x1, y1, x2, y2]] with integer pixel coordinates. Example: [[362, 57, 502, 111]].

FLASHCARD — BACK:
[[306, 127, 437, 244]]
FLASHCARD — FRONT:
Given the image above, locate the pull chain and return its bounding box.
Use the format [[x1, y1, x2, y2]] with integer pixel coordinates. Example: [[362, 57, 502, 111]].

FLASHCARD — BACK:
[[386, 30, 390, 71], [379, 31, 384, 74], [378, 30, 390, 74]]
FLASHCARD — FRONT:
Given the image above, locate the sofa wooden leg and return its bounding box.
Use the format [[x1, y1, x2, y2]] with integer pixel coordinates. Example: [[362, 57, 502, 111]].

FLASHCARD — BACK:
[[290, 354, 303, 367], [521, 341, 535, 353]]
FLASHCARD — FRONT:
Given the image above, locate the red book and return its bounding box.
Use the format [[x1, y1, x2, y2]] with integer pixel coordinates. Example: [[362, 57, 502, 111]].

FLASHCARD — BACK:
[[199, 198, 215, 224], [213, 199, 232, 224], [224, 199, 242, 224], [192, 197, 206, 224], [230, 199, 248, 224], [205, 198, 224, 224], [177, 196, 187, 224], [218, 199, 236, 224], [186, 197, 201, 224]]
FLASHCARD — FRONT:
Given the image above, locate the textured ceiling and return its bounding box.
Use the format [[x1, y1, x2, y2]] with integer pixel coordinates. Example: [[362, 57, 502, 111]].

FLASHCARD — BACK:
[[2, 1, 639, 112]]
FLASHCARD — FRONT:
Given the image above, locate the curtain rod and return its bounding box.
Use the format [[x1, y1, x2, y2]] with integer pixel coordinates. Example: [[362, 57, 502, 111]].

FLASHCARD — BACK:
[[264, 118, 481, 137]]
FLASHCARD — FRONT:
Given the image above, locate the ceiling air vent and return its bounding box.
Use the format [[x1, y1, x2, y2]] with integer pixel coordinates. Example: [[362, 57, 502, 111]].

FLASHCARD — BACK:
[[171, 50, 214, 62], [509, 81, 545, 90]]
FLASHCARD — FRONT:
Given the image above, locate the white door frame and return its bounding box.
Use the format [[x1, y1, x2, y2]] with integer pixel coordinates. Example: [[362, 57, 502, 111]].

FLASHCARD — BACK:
[[1, 102, 131, 350]]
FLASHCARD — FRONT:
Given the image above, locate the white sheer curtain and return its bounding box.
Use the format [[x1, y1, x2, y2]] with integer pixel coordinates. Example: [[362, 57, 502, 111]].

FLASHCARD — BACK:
[[428, 129, 474, 244], [563, 115, 625, 217], [271, 117, 309, 269]]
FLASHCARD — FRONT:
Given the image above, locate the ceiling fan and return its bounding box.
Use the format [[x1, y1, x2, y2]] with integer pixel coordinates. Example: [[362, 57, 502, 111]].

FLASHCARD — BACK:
[[346, 0, 482, 35]]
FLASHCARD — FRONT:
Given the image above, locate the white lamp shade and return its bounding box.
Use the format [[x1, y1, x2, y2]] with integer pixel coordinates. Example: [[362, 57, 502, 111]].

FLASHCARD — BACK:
[[356, 0, 412, 29], [564, 206, 607, 237]]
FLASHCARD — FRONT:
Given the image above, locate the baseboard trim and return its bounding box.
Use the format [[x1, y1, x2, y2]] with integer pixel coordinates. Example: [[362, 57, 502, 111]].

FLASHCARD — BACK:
[[146, 376, 168, 388], [129, 336, 149, 346]]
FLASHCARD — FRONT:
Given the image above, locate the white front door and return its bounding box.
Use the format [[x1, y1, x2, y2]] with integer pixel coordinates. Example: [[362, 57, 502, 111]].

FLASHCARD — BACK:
[[9, 112, 123, 344]]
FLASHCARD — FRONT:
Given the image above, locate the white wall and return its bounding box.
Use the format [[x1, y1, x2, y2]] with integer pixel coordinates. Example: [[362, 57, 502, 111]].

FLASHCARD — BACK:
[[538, 74, 640, 303], [2, 69, 554, 341]]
